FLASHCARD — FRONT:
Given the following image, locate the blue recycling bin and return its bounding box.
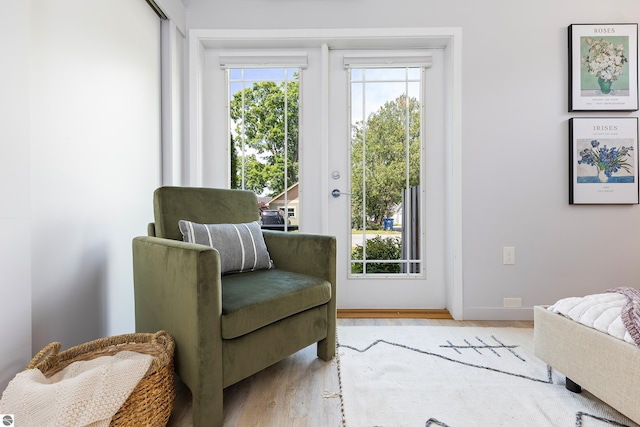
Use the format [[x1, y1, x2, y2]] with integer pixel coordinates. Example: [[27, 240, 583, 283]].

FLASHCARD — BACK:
[[383, 218, 394, 230]]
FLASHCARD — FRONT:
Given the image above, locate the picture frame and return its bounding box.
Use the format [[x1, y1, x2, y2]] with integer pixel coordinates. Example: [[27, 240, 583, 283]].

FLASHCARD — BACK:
[[569, 23, 638, 112], [569, 117, 639, 204]]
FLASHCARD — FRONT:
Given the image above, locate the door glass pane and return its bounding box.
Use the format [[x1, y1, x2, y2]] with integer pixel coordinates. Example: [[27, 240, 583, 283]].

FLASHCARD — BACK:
[[228, 68, 300, 231], [350, 67, 422, 275]]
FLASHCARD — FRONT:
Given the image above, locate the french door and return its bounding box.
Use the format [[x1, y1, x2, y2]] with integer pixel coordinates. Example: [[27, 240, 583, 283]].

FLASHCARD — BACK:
[[327, 49, 446, 309]]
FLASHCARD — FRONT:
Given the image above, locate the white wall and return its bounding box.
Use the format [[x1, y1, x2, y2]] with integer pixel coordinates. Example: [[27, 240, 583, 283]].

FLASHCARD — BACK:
[[0, 0, 187, 393], [27, 0, 162, 359], [0, 1, 32, 391], [185, 0, 640, 319]]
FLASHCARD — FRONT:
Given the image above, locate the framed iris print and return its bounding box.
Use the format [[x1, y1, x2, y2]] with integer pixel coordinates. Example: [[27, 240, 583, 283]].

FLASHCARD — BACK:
[[569, 23, 638, 111], [569, 117, 639, 204]]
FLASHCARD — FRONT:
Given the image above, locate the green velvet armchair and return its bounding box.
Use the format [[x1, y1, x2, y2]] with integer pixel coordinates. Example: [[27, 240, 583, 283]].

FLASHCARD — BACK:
[[132, 186, 336, 427]]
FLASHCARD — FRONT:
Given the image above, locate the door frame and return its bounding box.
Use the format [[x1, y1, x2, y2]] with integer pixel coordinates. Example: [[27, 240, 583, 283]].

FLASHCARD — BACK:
[[187, 27, 464, 319]]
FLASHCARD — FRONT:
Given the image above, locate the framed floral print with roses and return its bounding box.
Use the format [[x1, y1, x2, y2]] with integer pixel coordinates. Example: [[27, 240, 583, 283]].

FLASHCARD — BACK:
[[569, 117, 639, 204], [569, 24, 638, 112]]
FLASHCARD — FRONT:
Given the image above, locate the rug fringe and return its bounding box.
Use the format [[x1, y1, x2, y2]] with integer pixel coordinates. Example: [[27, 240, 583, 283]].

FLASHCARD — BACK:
[[336, 327, 347, 427], [322, 390, 341, 399]]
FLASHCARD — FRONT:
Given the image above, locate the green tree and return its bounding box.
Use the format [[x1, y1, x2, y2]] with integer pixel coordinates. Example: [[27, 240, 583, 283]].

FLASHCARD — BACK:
[[351, 94, 421, 228], [230, 134, 238, 189], [230, 79, 299, 197]]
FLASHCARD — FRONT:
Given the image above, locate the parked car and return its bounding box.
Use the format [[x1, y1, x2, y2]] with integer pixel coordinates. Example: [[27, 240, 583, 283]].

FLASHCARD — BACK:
[[260, 210, 284, 225]]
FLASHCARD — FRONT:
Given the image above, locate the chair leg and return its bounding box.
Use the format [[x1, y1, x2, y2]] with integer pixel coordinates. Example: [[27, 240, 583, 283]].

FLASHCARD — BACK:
[[192, 387, 224, 427], [317, 337, 335, 361], [565, 377, 582, 393]]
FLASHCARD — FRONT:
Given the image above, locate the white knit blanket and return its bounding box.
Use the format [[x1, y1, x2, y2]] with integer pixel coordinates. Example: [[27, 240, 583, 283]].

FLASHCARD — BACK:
[[0, 350, 153, 427], [548, 292, 635, 345]]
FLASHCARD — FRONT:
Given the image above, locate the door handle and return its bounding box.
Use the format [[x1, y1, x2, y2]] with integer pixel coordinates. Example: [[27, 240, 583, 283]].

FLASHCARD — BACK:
[[331, 189, 351, 198]]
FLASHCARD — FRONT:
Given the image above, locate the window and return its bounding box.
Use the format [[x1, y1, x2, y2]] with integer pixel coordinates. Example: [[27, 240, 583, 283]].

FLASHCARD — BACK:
[[220, 52, 307, 231], [227, 68, 299, 197], [348, 66, 424, 275]]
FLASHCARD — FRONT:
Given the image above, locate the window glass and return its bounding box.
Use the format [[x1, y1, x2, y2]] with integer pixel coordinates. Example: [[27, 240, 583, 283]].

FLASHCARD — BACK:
[[228, 68, 300, 231], [349, 67, 423, 274]]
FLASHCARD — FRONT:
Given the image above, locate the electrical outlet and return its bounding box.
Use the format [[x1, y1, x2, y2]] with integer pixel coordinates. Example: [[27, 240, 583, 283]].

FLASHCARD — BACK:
[[503, 298, 522, 308], [503, 246, 515, 265]]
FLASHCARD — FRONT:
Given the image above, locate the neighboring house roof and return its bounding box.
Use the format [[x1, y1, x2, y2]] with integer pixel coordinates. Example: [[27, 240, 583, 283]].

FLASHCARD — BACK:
[[268, 182, 299, 205], [257, 196, 271, 204]]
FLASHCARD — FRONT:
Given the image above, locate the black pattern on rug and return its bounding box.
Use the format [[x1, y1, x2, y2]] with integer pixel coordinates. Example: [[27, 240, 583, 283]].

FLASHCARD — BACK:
[[425, 418, 450, 427], [424, 413, 633, 427], [338, 335, 553, 384], [440, 335, 526, 361], [576, 412, 632, 427]]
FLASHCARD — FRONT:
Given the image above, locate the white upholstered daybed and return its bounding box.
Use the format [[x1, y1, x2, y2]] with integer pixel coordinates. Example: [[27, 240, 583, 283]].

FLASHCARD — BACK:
[[534, 287, 640, 424]]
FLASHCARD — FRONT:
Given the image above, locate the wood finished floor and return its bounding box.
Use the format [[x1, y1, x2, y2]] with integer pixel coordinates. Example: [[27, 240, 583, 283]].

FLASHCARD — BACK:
[[166, 318, 534, 427]]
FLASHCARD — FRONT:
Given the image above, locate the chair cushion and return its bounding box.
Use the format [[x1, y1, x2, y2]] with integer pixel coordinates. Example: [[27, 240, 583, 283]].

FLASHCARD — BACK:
[[221, 269, 332, 339], [178, 220, 274, 274]]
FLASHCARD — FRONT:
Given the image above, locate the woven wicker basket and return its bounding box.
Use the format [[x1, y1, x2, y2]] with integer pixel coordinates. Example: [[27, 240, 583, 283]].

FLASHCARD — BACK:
[[27, 330, 176, 427]]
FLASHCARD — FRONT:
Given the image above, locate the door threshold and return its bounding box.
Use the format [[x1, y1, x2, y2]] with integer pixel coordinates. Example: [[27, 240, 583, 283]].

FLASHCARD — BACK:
[[337, 309, 452, 319]]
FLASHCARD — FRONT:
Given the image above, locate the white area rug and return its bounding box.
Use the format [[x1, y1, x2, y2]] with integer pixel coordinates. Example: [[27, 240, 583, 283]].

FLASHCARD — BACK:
[[337, 326, 639, 427]]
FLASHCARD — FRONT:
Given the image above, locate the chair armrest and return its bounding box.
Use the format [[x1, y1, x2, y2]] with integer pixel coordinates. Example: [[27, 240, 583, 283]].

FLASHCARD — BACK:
[[262, 231, 336, 285], [132, 236, 223, 395], [262, 231, 337, 359]]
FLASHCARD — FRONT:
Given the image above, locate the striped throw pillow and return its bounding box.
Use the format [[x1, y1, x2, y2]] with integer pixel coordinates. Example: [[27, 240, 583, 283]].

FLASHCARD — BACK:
[[178, 220, 274, 274]]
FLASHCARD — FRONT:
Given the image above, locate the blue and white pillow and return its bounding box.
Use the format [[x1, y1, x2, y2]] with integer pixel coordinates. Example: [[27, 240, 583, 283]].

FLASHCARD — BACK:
[[178, 220, 274, 274]]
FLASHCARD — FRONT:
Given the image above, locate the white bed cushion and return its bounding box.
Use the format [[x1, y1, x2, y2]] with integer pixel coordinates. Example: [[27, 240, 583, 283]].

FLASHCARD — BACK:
[[548, 292, 635, 345]]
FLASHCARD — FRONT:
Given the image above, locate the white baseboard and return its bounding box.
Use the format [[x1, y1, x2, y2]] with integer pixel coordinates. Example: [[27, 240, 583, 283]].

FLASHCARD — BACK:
[[462, 307, 534, 321]]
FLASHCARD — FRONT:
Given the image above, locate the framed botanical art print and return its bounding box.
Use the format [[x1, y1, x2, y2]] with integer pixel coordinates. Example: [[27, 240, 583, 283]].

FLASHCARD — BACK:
[[569, 117, 639, 204], [569, 23, 638, 111]]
